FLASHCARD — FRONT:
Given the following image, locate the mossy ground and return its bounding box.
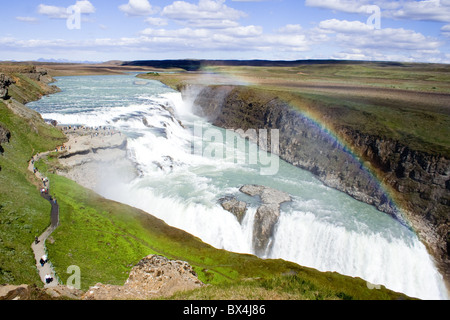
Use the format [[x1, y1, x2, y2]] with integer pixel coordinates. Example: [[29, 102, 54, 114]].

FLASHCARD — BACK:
[[0, 100, 66, 285], [0, 65, 415, 299], [31, 155, 410, 300]]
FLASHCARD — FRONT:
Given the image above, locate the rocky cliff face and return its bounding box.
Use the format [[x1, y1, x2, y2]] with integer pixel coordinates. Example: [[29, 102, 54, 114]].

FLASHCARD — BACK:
[[240, 185, 292, 256], [339, 127, 450, 279], [0, 73, 14, 99], [23, 67, 55, 84], [0, 66, 62, 155], [1, 66, 60, 105], [0, 284, 83, 300], [183, 84, 450, 286], [0, 124, 11, 169], [0, 124, 10, 146]]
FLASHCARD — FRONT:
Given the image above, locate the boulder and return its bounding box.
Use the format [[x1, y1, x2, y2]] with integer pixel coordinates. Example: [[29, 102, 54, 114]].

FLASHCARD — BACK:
[[219, 196, 248, 223], [240, 185, 292, 256], [45, 285, 84, 300], [240, 185, 291, 205], [0, 124, 10, 145], [82, 255, 204, 300], [0, 285, 31, 300], [0, 73, 14, 99], [0, 124, 10, 156]]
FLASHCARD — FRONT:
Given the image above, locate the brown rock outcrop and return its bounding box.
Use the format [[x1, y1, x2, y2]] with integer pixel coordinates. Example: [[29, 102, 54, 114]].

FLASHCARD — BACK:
[[44, 285, 84, 300], [0, 285, 31, 300], [0, 73, 14, 99], [82, 255, 204, 300], [219, 196, 248, 223], [240, 185, 292, 256]]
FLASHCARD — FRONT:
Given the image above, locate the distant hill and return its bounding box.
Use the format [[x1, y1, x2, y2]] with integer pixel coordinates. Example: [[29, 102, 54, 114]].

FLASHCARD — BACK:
[[121, 59, 408, 71]]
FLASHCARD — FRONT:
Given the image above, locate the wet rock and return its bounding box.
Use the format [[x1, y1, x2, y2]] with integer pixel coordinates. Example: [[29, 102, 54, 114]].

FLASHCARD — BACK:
[[219, 196, 248, 223], [240, 185, 291, 205], [240, 185, 292, 256]]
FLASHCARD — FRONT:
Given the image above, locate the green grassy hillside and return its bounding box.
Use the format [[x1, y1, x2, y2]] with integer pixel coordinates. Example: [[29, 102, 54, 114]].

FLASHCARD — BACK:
[[36, 157, 410, 300], [0, 65, 412, 300], [0, 100, 66, 285]]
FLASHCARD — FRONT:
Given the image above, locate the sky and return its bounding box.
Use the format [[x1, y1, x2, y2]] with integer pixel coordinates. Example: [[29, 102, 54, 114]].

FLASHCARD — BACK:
[[1, 0, 450, 63]]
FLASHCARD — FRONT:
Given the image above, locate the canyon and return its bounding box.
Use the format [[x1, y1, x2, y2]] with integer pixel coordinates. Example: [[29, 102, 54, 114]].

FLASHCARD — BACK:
[[180, 84, 450, 288]]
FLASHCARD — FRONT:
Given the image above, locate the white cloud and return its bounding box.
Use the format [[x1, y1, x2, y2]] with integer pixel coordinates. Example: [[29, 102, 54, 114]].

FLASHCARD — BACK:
[[332, 47, 447, 63], [16, 17, 39, 23], [337, 27, 441, 51], [74, 0, 95, 14], [37, 4, 68, 19], [38, 1, 95, 19], [119, 0, 158, 16], [306, 0, 450, 23], [145, 17, 168, 26], [277, 24, 303, 34], [223, 25, 263, 37], [319, 19, 373, 33], [305, 0, 380, 14], [389, 0, 450, 22], [162, 0, 246, 28], [441, 24, 450, 37], [314, 18, 443, 62], [138, 23, 309, 53]]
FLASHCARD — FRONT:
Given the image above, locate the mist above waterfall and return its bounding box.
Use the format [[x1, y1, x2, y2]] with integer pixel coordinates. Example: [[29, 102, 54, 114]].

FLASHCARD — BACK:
[[28, 74, 449, 300]]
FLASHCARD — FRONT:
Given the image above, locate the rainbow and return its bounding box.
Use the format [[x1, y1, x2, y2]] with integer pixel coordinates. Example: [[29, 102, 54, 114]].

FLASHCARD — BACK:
[[199, 66, 413, 231]]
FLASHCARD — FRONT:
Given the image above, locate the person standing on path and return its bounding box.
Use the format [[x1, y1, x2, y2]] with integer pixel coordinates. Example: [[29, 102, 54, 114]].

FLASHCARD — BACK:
[[28, 152, 60, 288]]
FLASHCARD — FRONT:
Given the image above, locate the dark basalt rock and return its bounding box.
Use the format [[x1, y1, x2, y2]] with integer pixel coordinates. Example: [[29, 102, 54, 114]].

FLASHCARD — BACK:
[[186, 84, 450, 286]]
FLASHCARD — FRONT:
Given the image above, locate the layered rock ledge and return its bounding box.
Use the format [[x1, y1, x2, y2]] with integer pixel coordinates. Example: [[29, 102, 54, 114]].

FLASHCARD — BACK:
[[184, 84, 450, 286], [56, 126, 135, 192], [240, 185, 292, 256], [82, 255, 204, 300], [220, 185, 292, 256]]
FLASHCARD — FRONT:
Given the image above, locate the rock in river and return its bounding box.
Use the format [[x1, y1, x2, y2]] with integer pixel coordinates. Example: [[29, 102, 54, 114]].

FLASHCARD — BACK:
[[240, 185, 292, 256]]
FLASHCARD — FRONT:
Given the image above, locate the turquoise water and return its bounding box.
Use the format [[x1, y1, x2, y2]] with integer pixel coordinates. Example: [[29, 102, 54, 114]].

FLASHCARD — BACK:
[[28, 74, 448, 300]]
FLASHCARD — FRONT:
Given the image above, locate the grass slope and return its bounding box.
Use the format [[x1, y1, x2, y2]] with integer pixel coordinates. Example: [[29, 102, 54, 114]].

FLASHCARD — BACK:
[[0, 100, 66, 285], [39, 164, 409, 300], [0, 65, 413, 299]]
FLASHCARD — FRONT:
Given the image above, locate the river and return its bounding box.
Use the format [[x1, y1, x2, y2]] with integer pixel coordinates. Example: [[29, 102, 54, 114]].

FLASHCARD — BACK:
[[27, 74, 448, 300]]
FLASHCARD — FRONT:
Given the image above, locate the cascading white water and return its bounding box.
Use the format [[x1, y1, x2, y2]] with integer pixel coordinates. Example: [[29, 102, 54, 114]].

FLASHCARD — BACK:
[[28, 74, 449, 300]]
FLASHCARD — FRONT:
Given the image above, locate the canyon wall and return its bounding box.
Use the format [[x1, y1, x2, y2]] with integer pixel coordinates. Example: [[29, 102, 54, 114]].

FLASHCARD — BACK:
[[181, 84, 450, 285]]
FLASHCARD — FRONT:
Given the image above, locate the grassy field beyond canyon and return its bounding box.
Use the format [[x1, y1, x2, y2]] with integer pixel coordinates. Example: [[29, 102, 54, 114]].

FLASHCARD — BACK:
[[1, 61, 447, 300], [139, 61, 450, 157]]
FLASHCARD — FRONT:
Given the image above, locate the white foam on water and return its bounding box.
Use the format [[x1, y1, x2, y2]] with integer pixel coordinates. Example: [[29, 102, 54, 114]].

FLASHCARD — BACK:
[[27, 75, 449, 300]]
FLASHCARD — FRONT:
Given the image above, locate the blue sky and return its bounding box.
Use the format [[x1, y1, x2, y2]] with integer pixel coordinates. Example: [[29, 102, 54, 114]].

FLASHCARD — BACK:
[[1, 0, 449, 63]]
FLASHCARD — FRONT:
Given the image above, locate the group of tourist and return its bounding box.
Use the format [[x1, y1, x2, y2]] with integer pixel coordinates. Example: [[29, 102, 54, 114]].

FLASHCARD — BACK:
[[45, 274, 54, 284], [40, 251, 55, 284], [61, 124, 122, 139]]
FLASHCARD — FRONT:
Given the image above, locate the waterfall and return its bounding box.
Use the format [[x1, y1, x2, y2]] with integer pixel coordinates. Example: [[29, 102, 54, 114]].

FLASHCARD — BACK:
[[28, 74, 449, 300]]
